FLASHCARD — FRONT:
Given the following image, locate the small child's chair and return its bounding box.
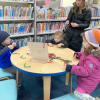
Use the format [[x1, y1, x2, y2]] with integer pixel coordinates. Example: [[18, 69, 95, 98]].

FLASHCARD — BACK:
[[0, 68, 13, 80], [51, 92, 80, 100], [0, 79, 17, 100]]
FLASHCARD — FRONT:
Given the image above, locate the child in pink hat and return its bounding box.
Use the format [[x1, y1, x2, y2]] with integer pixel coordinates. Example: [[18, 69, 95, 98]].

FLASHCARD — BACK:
[[65, 29, 100, 100]]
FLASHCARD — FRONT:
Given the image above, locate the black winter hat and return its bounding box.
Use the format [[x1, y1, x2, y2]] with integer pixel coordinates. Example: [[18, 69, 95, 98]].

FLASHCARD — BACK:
[[0, 31, 10, 44]]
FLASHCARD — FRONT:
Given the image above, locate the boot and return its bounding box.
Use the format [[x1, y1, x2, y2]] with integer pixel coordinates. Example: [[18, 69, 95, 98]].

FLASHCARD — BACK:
[[95, 97, 100, 100]]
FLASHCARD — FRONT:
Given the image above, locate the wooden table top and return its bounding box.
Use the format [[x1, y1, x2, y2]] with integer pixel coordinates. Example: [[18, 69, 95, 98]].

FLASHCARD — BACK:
[[11, 46, 79, 76]]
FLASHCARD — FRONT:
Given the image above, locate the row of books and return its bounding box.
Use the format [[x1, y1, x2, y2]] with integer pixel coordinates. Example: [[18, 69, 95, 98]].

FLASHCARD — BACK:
[[11, 37, 33, 47], [89, 20, 100, 28], [36, 6, 71, 20], [0, 23, 32, 35], [37, 22, 65, 34], [36, 35, 52, 42], [1, 0, 31, 1], [91, 7, 100, 17], [0, 5, 33, 19], [36, 6, 100, 19]]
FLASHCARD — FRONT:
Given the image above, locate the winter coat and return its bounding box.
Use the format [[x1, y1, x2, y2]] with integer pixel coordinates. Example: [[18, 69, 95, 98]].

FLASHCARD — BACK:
[[46, 39, 69, 47], [66, 49, 100, 94], [0, 44, 20, 69], [64, 7, 91, 52]]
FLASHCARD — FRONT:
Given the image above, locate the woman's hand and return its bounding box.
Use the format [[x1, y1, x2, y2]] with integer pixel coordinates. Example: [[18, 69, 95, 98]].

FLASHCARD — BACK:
[[71, 22, 79, 27], [65, 20, 69, 26], [48, 43, 53, 47]]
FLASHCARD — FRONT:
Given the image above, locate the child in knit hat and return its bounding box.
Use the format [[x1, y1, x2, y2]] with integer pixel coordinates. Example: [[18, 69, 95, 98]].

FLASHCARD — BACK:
[[65, 29, 100, 100], [0, 31, 22, 87]]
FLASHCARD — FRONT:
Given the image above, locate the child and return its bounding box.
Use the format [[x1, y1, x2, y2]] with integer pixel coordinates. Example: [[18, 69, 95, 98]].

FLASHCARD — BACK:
[[0, 31, 22, 87], [65, 29, 100, 100], [46, 30, 68, 48]]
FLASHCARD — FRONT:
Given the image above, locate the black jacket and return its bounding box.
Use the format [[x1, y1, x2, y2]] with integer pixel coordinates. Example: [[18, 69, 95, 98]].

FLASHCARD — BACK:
[[64, 7, 91, 52], [46, 39, 69, 47]]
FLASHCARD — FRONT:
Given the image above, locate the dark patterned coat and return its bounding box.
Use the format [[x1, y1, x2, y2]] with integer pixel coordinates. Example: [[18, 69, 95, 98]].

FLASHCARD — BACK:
[[64, 7, 91, 52]]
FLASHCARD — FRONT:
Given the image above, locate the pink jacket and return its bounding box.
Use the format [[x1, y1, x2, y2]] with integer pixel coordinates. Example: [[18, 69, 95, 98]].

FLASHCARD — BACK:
[[71, 52, 100, 94]]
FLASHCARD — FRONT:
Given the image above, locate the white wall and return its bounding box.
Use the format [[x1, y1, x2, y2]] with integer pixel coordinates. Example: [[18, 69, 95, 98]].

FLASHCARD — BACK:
[[62, 0, 75, 7]]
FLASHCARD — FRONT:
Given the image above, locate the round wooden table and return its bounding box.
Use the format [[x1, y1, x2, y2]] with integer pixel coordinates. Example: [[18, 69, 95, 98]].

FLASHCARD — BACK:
[[11, 46, 79, 100]]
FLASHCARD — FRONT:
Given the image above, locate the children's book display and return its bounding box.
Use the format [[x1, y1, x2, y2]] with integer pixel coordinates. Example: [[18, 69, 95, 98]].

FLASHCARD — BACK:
[[11, 37, 33, 47], [36, 22, 65, 34], [0, 5, 33, 19], [36, 35, 52, 42], [0, 23, 32, 35], [36, 6, 72, 20], [4, 0, 30, 1]]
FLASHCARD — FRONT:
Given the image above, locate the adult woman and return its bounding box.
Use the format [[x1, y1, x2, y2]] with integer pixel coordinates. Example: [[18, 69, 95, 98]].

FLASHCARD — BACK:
[[64, 0, 91, 52]]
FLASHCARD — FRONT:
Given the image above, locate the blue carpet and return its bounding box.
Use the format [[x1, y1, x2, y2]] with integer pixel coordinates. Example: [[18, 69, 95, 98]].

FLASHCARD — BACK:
[[17, 73, 100, 100]]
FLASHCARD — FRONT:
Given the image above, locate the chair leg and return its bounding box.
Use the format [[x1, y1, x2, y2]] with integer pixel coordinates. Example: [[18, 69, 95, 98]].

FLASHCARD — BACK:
[[70, 73, 72, 93], [16, 70, 19, 98], [0, 76, 10, 80], [65, 73, 69, 85]]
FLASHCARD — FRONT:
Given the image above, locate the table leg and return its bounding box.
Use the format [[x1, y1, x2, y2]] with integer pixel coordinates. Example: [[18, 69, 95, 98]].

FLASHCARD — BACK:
[[65, 73, 69, 85], [42, 76, 43, 80], [16, 70, 19, 98], [70, 73, 72, 93], [43, 76, 51, 100]]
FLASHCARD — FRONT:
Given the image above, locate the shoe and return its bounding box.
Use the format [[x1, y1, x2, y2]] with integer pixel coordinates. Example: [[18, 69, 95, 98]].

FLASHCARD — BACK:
[[18, 83, 23, 92], [95, 97, 100, 100], [18, 83, 21, 88]]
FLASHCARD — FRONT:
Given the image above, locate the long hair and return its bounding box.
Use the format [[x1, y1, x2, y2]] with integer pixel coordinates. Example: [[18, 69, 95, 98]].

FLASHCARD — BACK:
[[81, 32, 95, 56], [72, 0, 88, 14]]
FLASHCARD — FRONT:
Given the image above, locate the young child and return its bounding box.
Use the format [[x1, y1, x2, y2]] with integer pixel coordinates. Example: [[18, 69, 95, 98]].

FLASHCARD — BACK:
[[46, 30, 68, 48], [65, 29, 100, 100], [0, 31, 22, 87]]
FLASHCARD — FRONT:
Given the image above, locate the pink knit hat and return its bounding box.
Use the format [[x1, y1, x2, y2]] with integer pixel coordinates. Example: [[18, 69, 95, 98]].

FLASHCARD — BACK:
[[85, 29, 100, 47]]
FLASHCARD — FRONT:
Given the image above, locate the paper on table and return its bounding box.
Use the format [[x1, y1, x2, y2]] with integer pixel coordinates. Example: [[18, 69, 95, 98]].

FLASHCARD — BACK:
[[28, 42, 49, 63]]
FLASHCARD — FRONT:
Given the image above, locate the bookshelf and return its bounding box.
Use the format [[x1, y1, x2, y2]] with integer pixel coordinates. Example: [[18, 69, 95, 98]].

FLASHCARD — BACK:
[[0, 0, 34, 4], [91, 17, 100, 20], [0, 0, 35, 40], [35, 0, 67, 42], [35, 0, 100, 40], [10, 32, 34, 38], [0, 18, 34, 21], [1, 0, 100, 43], [36, 18, 66, 22], [37, 30, 57, 35]]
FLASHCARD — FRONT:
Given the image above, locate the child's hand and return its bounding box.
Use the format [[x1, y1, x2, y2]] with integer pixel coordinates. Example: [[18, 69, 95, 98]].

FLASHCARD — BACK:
[[73, 54, 79, 59], [64, 64, 67, 70], [48, 43, 53, 47], [8, 45, 14, 50], [57, 43, 64, 48], [12, 43, 17, 47]]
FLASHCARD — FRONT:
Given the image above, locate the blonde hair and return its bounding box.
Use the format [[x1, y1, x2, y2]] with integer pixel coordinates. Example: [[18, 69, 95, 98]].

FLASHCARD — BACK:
[[53, 30, 64, 40], [81, 32, 95, 56], [72, 0, 88, 14]]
